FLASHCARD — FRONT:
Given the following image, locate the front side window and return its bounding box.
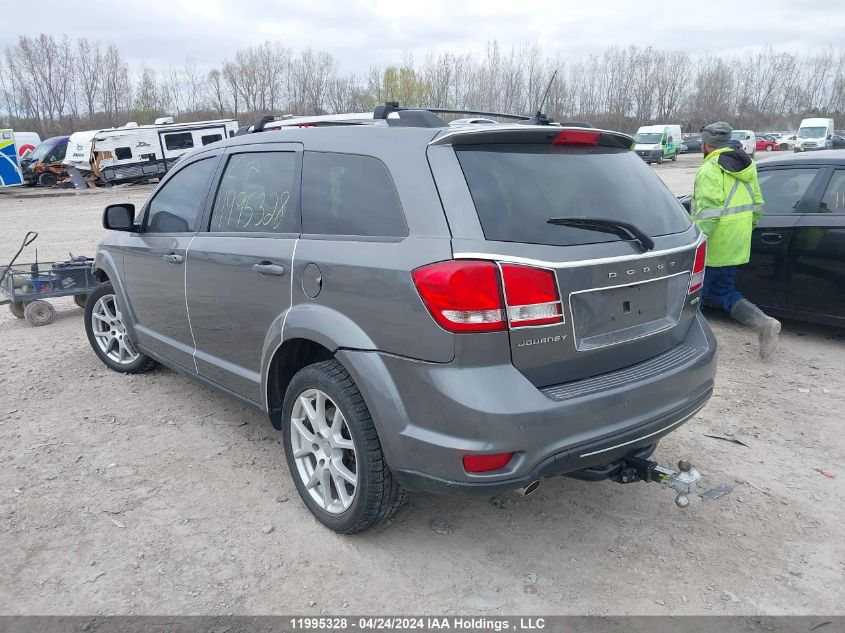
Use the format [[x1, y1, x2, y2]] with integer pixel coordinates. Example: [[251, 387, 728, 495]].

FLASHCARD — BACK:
[[164, 132, 194, 151], [758, 168, 821, 215], [145, 157, 216, 233], [301, 152, 407, 237], [208, 152, 298, 233]]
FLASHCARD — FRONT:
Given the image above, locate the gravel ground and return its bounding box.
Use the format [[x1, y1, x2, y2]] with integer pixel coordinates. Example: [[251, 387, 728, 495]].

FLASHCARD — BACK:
[[1, 156, 843, 615]]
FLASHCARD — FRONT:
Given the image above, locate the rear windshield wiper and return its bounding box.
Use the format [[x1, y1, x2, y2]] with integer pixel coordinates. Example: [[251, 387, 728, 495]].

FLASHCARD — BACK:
[[546, 217, 655, 252]]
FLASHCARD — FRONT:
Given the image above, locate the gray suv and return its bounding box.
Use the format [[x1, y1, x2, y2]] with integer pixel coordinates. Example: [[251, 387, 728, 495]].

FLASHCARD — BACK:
[[85, 109, 717, 533]]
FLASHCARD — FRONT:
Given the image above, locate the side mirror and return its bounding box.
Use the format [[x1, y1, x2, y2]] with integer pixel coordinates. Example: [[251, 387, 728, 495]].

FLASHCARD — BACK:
[[103, 203, 136, 231]]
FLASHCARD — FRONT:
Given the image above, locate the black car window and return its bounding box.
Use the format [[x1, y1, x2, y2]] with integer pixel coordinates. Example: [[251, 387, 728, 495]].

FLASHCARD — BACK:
[[208, 152, 298, 233], [457, 144, 690, 247], [819, 170, 845, 214], [758, 168, 821, 215], [301, 151, 408, 237], [145, 157, 217, 233], [202, 134, 223, 146], [114, 147, 132, 160]]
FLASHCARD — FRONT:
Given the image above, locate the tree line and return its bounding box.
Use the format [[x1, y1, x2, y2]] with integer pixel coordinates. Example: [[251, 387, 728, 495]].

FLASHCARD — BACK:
[[2, 34, 844, 138]]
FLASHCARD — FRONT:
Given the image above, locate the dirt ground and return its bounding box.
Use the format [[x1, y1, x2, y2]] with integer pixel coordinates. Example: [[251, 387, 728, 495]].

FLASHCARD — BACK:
[[1, 156, 843, 615]]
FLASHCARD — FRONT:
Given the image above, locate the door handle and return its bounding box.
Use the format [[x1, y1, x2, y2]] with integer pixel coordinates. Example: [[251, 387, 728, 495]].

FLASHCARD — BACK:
[[162, 253, 183, 264], [760, 232, 783, 245], [252, 262, 286, 276]]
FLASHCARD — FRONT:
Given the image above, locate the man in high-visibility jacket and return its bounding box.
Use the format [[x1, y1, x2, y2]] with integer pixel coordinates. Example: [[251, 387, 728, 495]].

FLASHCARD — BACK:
[[692, 121, 781, 358]]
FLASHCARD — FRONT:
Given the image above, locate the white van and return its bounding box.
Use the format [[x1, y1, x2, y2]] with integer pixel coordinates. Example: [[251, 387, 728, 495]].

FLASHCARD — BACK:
[[795, 118, 835, 152], [730, 130, 756, 156], [633, 124, 683, 164]]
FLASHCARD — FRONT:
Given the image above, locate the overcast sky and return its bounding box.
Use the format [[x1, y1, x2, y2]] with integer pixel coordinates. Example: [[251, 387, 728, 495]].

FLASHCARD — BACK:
[[4, 0, 844, 74]]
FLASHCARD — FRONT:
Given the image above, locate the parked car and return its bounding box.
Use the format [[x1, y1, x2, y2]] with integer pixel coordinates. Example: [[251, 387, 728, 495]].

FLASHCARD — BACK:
[[730, 130, 756, 156], [86, 107, 717, 533], [776, 133, 798, 151], [756, 137, 779, 152], [681, 150, 845, 326], [832, 135, 845, 149], [795, 117, 835, 152], [683, 135, 702, 153], [633, 124, 683, 163]]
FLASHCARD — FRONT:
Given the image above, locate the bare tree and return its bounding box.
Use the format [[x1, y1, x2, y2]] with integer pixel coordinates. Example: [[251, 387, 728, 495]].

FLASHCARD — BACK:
[[77, 38, 103, 121]]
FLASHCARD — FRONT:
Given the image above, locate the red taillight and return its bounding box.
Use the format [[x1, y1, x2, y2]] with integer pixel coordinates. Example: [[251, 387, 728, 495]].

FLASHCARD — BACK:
[[412, 260, 505, 333], [552, 129, 600, 146], [463, 452, 514, 473], [689, 238, 707, 294], [500, 264, 563, 327]]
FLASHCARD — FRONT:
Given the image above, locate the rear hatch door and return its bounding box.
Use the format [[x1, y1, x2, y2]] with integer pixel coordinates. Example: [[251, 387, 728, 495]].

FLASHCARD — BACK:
[[428, 126, 702, 387]]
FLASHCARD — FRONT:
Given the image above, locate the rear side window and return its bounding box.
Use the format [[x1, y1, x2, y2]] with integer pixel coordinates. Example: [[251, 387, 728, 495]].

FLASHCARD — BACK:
[[165, 132, 194, 151], [145, 157, 216, 233], [456, 145, 691, 247], [301, 152, 407, 237], [820, 170, 845, 214], [208, 152, 298, 233], [758, 168, 820, 214]]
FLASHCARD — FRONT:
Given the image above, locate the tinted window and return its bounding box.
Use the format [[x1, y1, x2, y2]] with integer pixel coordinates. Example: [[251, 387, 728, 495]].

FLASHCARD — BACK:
[[758, 168, 820, 215], [301, 152, 407, 237], [114, 147, 132, 160], [202, 134, 222, 146], [209, 152, 298, 233], [820, 170, 845, 214], [145, 158, 216, 233], [456, 145, 691, 247], [164, 132, 194, 151]]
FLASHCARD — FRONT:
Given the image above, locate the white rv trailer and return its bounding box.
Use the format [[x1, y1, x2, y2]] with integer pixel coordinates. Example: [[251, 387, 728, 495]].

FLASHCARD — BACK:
[[64, 118, 237, 185], [93, 118, 238, 184]]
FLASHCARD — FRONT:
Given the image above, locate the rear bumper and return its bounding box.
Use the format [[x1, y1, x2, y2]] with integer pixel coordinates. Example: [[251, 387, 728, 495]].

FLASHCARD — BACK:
[[390, 390, 708, 496], [337, 313, 717, 495]]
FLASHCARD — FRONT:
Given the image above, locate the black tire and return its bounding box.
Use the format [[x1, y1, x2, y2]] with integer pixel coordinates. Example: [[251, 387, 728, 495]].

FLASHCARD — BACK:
[[671, 152, 677, 161], [84, 282, 157, 374], [282, 359, 406, 534], [656, 154, 663, 165], [37, 172, 57, 187], [73, 294, 88, 308], [9, 301, 27, 319], [765, 144, 773, 151]]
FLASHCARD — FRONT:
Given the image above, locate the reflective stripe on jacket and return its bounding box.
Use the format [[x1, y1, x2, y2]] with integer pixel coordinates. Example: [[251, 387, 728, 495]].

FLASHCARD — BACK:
[[691, 147, 764, 267]]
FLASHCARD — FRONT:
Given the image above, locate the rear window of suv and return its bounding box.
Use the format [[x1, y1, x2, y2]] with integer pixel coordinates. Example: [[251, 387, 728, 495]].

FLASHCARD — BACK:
[[456, 144, 691, 247]]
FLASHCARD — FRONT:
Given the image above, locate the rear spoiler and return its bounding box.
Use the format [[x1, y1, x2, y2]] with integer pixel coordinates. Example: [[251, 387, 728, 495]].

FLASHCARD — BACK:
[[429, 125, 634, 150]]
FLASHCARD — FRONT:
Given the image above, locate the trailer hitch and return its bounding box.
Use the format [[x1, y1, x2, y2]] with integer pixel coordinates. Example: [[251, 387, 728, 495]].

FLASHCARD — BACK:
[[613, 457, 701, 508]]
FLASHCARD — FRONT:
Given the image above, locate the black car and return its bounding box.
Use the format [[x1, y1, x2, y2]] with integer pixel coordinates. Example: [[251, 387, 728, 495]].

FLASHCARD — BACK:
[[833, 135, 845, 149], [736, 150, 845, 326], [682, 134, 702, 153], [680, 150, 845, 326]]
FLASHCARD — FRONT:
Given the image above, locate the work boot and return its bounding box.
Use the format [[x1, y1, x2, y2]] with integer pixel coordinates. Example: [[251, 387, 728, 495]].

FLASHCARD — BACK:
[[729, 299, 781, 359]]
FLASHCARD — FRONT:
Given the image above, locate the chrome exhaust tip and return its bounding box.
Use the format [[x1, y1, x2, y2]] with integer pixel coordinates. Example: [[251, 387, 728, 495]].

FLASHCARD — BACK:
[[517, 480, 541, 496]]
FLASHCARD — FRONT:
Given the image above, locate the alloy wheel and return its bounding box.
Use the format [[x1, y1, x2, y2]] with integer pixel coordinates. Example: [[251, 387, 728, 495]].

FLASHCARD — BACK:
[[91, 294, 140, 365], [290, 388, 358, 514]]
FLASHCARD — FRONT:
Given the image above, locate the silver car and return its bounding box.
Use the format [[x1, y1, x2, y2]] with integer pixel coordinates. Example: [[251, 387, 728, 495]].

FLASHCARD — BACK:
[[85, 107, 717, 533]]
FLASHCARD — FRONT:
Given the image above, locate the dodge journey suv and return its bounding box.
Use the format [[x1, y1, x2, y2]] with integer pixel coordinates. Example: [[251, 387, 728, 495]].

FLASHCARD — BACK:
[[86, 107, 717, 533]]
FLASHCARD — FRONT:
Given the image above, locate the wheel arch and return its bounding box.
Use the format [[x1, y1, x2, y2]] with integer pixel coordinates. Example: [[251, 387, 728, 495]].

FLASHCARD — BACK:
[[265, 338, 334, 430]]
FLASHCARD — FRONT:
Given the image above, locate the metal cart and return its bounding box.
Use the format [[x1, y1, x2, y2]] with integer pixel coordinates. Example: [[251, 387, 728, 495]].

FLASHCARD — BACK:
[[0, 232, 97, 326]]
